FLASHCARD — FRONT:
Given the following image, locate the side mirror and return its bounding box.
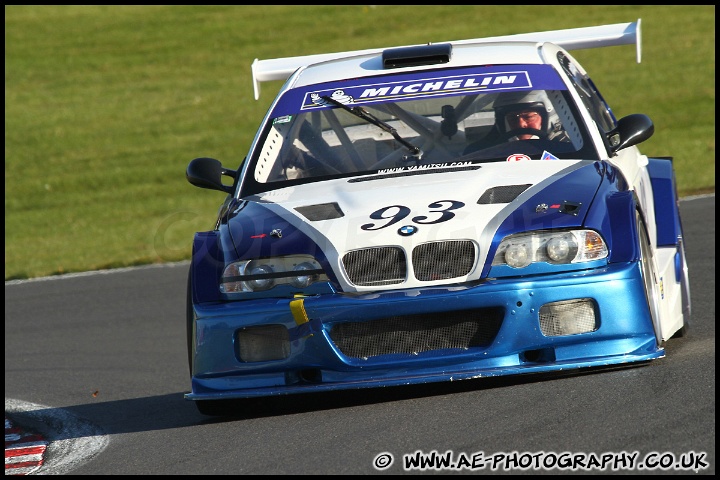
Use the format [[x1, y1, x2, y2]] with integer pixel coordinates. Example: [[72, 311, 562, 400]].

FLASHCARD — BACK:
[[607, 114, 654, 154], [186, 157, 236, 194]]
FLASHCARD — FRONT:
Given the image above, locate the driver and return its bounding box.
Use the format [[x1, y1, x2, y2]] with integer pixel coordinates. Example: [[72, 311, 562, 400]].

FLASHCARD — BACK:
[[503, 109, 543, 140], [463, 90, 568, 155], [492, 90, 568, 142]]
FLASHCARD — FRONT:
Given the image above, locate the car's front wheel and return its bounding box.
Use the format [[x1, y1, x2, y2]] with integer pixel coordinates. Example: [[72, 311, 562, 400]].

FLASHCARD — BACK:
[[186, 268, 194, 376], [672, 235, 691, 338], [637, 211, 662, 347]]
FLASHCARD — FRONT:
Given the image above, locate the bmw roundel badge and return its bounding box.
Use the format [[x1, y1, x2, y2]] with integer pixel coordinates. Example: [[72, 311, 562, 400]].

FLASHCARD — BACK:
[[398, 225, 417, 236]]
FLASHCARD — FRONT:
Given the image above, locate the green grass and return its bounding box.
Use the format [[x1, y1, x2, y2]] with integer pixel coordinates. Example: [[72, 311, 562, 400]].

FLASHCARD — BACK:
[[5, 5, 715, 280]]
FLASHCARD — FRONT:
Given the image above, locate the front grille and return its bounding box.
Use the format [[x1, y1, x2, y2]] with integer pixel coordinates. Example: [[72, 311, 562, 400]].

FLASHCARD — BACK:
[[413, 240, 475, 281], [329, 308, 504, 359], [343, 241, 476, 286], [342, 247, 406, 286]]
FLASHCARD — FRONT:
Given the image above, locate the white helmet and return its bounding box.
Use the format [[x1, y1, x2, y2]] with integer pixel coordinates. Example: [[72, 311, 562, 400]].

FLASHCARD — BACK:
[[493, 90, 561, 136]]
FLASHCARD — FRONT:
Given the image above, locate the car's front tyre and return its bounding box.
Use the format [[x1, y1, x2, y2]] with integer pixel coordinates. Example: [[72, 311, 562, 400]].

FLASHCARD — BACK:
[[637, 211, 662, 346], [672, 235, 691, 338], [186, 268, 194, 376]]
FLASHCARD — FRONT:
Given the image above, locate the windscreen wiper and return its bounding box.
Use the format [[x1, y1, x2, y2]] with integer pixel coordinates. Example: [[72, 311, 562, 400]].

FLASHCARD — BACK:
[[321, 95, 423, 160]]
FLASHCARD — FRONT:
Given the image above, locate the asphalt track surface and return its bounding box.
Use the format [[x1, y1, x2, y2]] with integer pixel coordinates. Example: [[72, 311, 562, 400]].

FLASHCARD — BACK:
[[4, 195, 715, 475]]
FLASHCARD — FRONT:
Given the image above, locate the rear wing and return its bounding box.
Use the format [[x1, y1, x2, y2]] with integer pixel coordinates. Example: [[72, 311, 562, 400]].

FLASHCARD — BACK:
[[251, 19, 641, 100]]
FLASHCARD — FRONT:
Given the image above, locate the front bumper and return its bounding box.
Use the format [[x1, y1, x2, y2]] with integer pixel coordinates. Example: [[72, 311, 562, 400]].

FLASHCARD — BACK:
[[185, 261, 661, 400]]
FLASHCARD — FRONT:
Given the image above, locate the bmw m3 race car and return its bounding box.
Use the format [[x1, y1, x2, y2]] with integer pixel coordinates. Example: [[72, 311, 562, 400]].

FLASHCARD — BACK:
[[184, 19, 691, 416]]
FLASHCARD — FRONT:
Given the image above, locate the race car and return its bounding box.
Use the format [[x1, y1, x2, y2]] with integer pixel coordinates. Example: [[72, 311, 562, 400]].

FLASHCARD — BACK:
[[184, 19, 691, 416]]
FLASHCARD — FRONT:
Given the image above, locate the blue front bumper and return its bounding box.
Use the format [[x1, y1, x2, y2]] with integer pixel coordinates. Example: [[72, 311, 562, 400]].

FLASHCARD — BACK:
[[185, 261, 662, 400]]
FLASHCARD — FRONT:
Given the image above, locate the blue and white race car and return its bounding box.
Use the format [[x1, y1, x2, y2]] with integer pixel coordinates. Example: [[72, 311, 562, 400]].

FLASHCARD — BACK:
[[184, 19, 690, 416]]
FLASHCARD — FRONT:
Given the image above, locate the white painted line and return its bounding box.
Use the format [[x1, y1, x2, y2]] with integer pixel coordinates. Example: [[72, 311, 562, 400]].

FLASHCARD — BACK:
[[6, 453, 45, 464]]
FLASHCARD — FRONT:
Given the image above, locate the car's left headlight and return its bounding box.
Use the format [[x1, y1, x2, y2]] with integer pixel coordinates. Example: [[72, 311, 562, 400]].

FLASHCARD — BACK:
[[220, 255, 330, 294], [492, 229, 608, 270]]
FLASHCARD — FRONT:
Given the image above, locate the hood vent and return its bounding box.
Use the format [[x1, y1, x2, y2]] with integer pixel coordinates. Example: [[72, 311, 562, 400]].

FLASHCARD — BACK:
[[294, 202, 344, 221], [477, 184, 531, 204], [560, 201, 582, 216]]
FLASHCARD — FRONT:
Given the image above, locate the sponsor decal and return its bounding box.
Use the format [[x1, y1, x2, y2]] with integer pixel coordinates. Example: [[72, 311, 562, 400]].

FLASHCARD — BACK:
[[541, 150, 560, 160], [310, 90, 354, 107], [507, 154, 531, 162], [270, 65, 567, 118], [273, 115, 293, 124], [377, 161, 472, 175], [536, 203, 562, 213], [660, 277, 664, 299], [302, 71, 533, 110]]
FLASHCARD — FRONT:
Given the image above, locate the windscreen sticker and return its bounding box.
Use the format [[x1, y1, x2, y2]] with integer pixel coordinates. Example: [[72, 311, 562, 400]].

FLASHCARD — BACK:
[[302, 71, 533, 110], [270, 65, 567, 116], [310, 90, 354, 107], [541, 150, 560, 160], [273, 115, 293, 124], [507, 154, 532, 162]]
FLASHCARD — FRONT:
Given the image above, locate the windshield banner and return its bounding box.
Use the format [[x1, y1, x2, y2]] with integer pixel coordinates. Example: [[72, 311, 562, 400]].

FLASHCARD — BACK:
[[270, 65, 567, 117]]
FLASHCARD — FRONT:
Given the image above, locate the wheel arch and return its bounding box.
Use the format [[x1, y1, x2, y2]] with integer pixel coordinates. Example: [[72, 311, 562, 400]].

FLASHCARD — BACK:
[[646, 157, 684, 247]]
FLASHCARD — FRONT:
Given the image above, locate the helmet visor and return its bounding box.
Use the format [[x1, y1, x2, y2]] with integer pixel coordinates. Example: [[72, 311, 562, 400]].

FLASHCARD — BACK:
[[504, 109, 544, 129]]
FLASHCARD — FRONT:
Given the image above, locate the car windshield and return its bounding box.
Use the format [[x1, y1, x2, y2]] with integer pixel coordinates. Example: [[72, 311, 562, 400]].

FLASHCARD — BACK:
[[244, 65, 598, 195]]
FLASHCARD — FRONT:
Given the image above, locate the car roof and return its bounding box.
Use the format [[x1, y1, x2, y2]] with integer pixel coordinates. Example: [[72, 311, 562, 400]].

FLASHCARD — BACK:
[[289, 42, 547, 90], [251, 20, 642, 100]]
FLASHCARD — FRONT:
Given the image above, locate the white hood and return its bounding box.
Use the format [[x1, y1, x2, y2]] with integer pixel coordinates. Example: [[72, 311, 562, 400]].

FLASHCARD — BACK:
[[254, 160, 582, 292]]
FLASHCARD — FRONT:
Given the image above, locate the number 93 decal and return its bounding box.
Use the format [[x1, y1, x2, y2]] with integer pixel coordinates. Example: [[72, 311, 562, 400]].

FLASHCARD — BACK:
[[360, 200, 465, 231]]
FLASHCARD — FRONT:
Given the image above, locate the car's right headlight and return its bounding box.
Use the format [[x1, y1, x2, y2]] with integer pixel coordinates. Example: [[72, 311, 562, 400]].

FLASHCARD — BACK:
[[220, 255, 330, 294]]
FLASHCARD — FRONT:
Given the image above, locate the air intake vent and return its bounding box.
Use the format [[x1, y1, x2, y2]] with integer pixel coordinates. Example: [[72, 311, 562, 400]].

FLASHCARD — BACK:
[[382, 43, 452, 69], [329, 307, 504, 358], [477, 184, 531, 204], [559, 201, 582, 216], [294, 202, 344, 221]]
